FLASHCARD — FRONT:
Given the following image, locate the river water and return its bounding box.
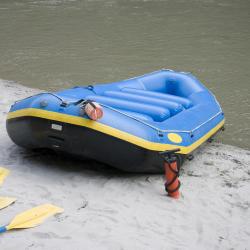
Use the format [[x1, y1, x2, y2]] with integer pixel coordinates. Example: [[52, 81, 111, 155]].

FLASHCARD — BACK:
[[0, 0, 249, 149]]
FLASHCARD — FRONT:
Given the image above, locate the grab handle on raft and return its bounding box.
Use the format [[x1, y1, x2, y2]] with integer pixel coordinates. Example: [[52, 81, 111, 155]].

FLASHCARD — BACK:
[[159, 148, 181, 199]]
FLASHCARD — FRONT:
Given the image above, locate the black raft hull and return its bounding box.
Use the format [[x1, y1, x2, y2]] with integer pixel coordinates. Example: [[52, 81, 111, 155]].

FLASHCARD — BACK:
[[7, 116, 184, 173]]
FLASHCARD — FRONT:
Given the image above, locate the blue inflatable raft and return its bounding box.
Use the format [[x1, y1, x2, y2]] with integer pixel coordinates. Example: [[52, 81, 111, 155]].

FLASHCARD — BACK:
[[6, 70, 224, 173]]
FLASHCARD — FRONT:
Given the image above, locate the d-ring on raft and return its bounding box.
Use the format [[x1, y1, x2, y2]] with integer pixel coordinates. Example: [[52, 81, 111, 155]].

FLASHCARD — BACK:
[[6, 69, 224, 175]]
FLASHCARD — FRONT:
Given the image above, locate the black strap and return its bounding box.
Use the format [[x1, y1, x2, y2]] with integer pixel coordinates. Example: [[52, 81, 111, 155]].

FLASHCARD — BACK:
[[164, 161, 181, 194], [73, 99, 85, 105], [165, 180, 181, 194], [85, 100, 97, 109], [168, 162, 179, 176], [165, 172, 178, 188]]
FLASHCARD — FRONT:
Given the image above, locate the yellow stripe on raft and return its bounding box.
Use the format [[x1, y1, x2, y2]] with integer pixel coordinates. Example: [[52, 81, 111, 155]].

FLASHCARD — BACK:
[[7, 108, 225, 154]]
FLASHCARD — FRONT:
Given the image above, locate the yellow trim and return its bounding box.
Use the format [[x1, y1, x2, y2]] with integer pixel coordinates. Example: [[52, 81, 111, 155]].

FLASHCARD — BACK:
[[7, 108, 225, 154]]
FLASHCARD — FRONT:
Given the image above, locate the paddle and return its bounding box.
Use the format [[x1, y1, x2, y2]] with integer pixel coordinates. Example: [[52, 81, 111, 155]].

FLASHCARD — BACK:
[[0, 167, 10, 186], [0, 204, 64, 233], [0, 197, 16, 210]]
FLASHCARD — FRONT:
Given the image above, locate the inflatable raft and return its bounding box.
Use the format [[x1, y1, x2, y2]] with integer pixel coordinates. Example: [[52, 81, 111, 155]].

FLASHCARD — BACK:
[[6, 70, 224, 173]]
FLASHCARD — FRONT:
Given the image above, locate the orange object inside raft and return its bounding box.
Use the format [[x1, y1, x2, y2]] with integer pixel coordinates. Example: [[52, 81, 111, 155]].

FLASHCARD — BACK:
[[84, 101, 103, 121]]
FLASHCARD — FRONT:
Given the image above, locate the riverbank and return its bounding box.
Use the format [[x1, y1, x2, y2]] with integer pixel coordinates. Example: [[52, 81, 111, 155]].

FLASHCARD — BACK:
[[0, 80, 249, 250]]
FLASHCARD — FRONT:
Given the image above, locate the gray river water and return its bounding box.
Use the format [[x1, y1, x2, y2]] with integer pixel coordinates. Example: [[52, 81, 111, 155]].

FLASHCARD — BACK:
[[0, 0, 249, 149]]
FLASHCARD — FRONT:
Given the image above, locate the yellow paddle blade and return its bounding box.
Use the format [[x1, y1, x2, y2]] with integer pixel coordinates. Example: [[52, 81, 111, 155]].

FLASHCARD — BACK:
[[0, 197, 16, 210], [0, 167, 10, 186], [6, 204, 64, 230]]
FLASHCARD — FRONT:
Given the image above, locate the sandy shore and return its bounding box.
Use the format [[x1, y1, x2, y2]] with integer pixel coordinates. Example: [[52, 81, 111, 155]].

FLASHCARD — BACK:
[[0, 80, 250, 250]]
